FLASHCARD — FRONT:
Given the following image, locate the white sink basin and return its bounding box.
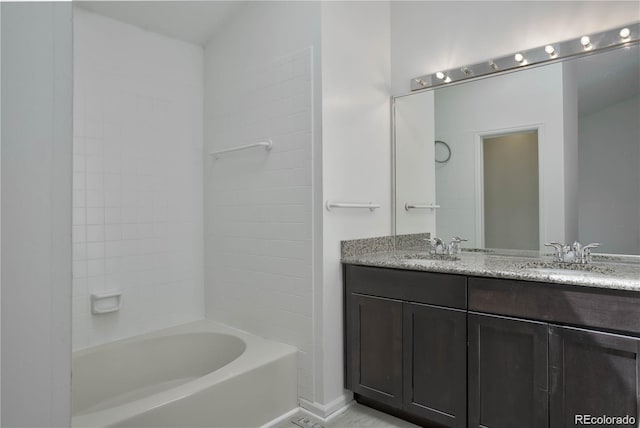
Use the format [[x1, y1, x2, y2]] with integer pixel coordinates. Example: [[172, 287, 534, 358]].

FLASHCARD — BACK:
[[519, 261, 613, 275]]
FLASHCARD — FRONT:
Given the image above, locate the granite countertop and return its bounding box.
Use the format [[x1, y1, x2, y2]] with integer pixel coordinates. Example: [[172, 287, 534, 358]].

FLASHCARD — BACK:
[[342, 248, 640, 292]]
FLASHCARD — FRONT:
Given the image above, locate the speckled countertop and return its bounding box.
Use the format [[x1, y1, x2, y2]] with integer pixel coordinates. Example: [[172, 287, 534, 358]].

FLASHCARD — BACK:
[[342, 248, 640, 292]]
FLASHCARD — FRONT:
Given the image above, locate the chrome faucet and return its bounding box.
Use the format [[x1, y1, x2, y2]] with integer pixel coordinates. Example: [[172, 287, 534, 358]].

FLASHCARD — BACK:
[[574, 241, 601, 264], [544, 241, 601, 264], [544, 242, 564, 262], [448, 236, 468, 255], [427, 236, 467, 256], [429, 237, 446, 255]]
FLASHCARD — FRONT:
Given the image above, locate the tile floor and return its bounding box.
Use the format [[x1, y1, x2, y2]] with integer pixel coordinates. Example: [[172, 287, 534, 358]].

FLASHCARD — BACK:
[[273, 403, 421, 428]]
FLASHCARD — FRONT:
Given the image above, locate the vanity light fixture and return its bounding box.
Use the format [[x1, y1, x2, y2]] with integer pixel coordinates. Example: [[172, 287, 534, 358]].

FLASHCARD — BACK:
[[409, 22, 639, 91], [435, 72, 451, 83], [544, 45, 557, 57], [620, 27, 631, 40]]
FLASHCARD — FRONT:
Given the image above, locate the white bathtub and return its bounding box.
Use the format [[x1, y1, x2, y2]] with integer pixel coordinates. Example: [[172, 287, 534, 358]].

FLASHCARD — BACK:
[[72, 320, 298, 427]]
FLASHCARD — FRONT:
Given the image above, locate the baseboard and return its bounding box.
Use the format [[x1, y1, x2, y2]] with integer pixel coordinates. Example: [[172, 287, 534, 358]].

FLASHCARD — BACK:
[[260, 407, 300, 428], [262, 392, 354, 426], [299, 391, 354, 421]]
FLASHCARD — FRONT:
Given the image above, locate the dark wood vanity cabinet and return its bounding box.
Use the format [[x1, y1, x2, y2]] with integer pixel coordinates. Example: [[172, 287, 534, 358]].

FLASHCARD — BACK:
[[469, 277, 640, 428], [404, 302, 467, 427], [345, 265, 467, 427], [549, 326, 640, 427], [468, 314, 640, 428], [468, 313, 549, 428], [344, 264, 640, 428], [349, 293, 403, 407]]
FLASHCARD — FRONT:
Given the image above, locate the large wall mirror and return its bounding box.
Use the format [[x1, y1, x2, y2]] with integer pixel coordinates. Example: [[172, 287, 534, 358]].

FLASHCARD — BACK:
[[394, 40, 640, 255]]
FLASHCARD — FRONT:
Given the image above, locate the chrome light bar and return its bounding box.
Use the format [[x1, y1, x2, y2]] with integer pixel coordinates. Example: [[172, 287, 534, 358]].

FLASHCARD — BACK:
[[410, 22, 640, 91]]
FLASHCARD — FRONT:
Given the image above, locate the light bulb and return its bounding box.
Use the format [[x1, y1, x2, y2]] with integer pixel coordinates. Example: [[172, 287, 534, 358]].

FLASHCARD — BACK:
[[620, 28, 631, 40], [545, 45, 556, 57], [514, 53, 525, 64], [435, 71, 445, 80], [581, 36, 592, 50], [444, 76, 452, 83]]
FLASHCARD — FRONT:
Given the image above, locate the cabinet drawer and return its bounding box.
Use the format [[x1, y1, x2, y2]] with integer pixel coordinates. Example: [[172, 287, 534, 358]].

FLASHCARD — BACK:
[[345, 265, 466, 309], [468, 277, 640, 335]]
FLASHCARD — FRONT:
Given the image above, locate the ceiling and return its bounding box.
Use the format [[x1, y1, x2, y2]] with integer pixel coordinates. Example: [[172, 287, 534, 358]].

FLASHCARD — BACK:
[[76, 1, 247, 46]]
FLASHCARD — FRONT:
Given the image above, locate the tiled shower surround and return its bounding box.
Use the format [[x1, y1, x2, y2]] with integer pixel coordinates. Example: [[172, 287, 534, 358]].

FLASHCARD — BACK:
[[204, 45, 314, 399], [72, 9, 204, 349]]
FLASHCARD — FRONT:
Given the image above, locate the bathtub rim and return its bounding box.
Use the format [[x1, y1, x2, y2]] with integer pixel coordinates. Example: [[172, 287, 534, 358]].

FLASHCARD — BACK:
[[72, 319, 297, 428]]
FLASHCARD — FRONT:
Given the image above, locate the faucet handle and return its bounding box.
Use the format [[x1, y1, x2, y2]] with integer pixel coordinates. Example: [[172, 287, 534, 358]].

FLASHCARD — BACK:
[[544, 242, 564, 251], [581, 243, 601, 263], [448, 237, 467, 255], [545, 242, 564, 261]]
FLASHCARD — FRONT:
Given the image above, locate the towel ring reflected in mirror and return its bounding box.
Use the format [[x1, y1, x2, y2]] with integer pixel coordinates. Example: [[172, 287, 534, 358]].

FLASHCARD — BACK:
[[435, 140, 451, 164]]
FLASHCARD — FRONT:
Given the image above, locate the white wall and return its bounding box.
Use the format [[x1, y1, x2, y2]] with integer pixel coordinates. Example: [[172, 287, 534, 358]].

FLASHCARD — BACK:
[[1, 3, 72, 426], [318, 1, 391, 415], [578, 95, 640, 254], [72, 8, 204, 349], [203, 1, 321, 404], [394, 92, 436, 236], [434, 64, 566, 248], [390, 1, 640, 94], [562, 60, 580, 243], [0, 5, 2, 423]]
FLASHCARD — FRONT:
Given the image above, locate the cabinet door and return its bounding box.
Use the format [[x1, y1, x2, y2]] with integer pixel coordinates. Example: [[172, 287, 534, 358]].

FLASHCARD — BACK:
[[350, 293, 403, 408], [468, 313, 549, 428], [550, 326, 640, 428], [403, 302, 466, 427]]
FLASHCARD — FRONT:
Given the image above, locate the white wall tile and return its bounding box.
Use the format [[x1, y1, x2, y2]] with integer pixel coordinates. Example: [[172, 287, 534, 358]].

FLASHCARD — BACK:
[[73, 8, 204, 350], [204, 2, 320, 402]]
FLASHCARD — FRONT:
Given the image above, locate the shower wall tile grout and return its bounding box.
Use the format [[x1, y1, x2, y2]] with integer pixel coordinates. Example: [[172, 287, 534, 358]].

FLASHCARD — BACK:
[[203, 2, 319, 401], [72, 7, 205, 350]]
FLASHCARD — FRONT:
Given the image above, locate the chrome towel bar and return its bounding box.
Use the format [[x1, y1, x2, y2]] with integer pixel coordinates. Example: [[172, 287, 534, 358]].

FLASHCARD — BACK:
[[210, 139, 272, 158], [405, 203, 440, 211], [325, 201, 380, 212]]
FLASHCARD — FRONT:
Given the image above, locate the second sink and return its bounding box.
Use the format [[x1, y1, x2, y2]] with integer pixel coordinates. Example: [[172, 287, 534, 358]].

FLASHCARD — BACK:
[[518, 261, 613, 275]]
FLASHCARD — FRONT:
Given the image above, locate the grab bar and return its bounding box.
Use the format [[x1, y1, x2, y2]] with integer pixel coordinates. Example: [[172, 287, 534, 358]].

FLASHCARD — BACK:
[[325, 201, 381, 212], [405, 203, 440, 211], [210, 140, 272, 158]]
